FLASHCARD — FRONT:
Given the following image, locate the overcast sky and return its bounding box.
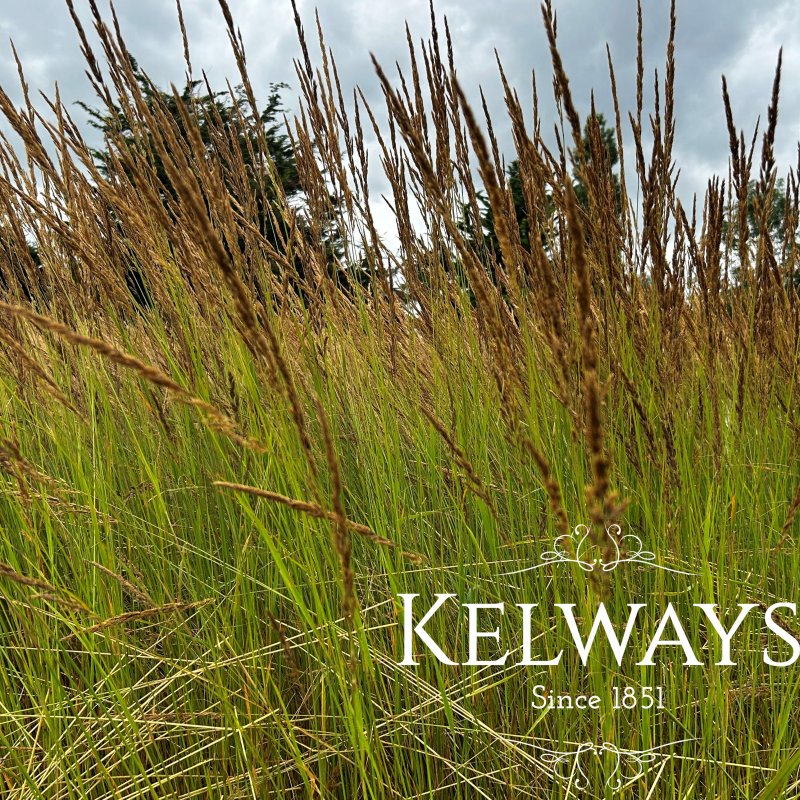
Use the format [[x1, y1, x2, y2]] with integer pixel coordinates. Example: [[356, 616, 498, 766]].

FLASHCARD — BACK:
[[1, 0, 798, 242]]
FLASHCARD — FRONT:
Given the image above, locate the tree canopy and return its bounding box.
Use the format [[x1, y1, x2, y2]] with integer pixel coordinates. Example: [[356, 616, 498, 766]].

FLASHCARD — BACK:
[[80, 64, 300, 242], [78, 62, 358, 305], [464, 112, 621, 266]]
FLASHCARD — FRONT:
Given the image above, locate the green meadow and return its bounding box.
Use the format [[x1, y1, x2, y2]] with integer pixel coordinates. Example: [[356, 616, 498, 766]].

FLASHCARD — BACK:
[[0, 1, 799, 796]]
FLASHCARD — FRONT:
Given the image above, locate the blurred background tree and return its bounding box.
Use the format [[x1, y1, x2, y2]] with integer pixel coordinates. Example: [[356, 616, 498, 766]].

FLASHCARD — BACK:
[[725, 178, 800, 290], [460, 112, 620, 268], [79, 61, 364, 306]]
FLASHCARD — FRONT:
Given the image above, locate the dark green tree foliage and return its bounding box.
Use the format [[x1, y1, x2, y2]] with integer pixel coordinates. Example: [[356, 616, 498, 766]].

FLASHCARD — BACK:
[[80, 63, 352, 306], [0, 236, 43, 301], [573, 112, 620, 210], [725, 178, 800, 290], [471, 159, 536, 259], [742, 179, 794, 245], [464, 113, 620, 267], [82, 66, 299, 232]]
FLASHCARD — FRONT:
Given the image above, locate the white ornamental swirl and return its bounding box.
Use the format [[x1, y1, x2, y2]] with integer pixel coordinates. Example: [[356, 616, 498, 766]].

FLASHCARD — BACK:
[[501, 524, 696, 577], [516, 738, 694, 794]]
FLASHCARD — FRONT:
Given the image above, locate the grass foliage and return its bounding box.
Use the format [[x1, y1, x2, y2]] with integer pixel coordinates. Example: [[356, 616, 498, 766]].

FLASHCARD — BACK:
[[0, 0, 799, 796]]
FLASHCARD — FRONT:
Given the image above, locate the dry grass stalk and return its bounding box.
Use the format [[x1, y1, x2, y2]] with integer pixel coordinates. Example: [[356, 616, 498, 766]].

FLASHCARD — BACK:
[[316, 398, 355, 622], [213, 481, 424, 564], [0, 560, 62, 594], [86, 560, 154, 607], [4, 491, 116, 524], [519, 436, 569, 539], [564, 186, 627, 591], [0, 327, 80, 415], [0, 560, 92, 614], [774, 482, 800, 553], [0, 302, 266, 454], [419, 404, 497, 518], [62, 599, 211, 640]]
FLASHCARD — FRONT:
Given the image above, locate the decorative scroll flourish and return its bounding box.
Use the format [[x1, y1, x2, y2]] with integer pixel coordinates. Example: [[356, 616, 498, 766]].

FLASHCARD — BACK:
[[500, 524, 696, 577], [517, 738, 693, 794]]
